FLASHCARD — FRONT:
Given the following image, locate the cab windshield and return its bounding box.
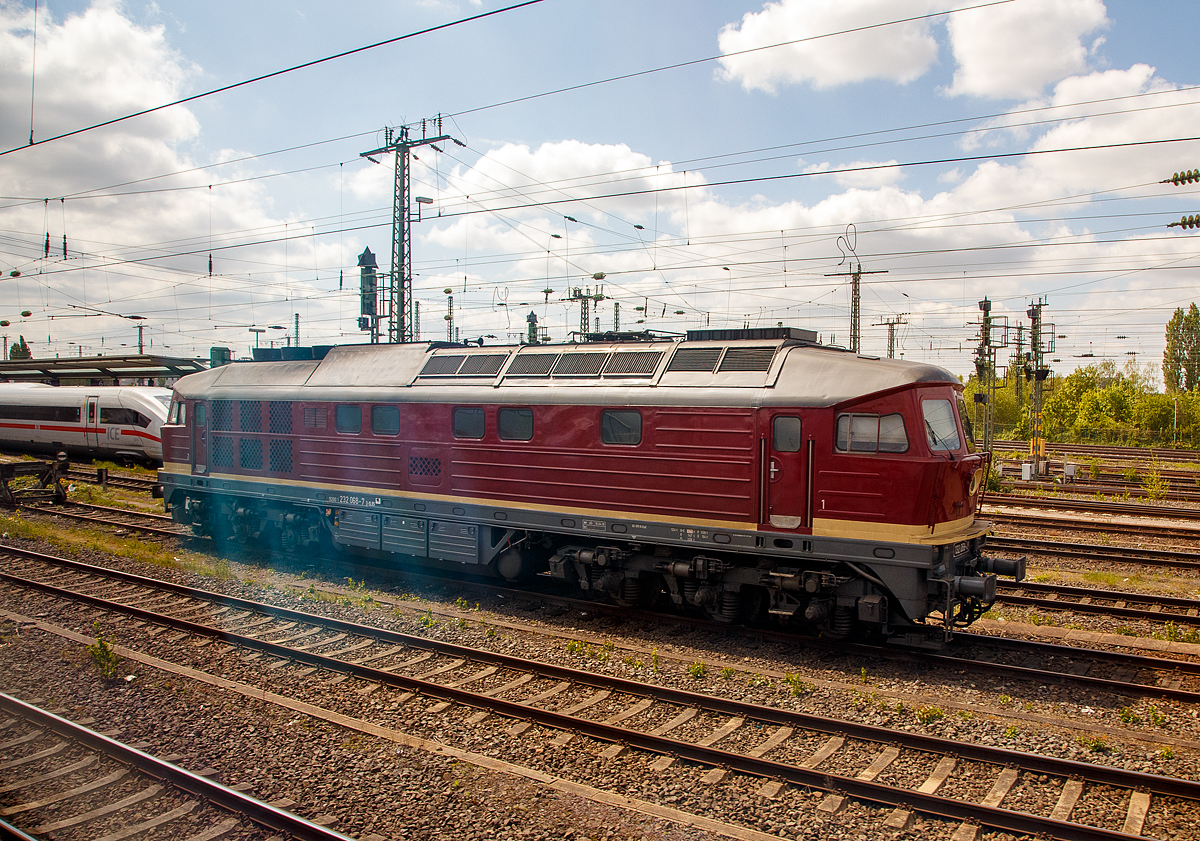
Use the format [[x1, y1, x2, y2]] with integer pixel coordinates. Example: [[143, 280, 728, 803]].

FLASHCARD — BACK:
[[922, 399, 961, 452]]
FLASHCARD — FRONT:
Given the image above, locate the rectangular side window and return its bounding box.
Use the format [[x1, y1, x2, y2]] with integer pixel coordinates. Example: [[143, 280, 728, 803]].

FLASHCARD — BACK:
[[836, 413, 907, 454], [498, 408, 533, 441], [195, 403, 206, 427], [772, 416, 801, 452], [336, 404, 362, 434], [878, 414, 909, 453], [600, 409, 642, 445], [371, 405, 400, 436], [453, 407, 485, 439]]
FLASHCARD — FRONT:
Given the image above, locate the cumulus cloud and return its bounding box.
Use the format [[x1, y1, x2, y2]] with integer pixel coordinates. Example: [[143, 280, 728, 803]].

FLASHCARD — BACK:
[[717, 0, 941, 93], [0, 2, 346, 356], [944, 0, 1109, 99]]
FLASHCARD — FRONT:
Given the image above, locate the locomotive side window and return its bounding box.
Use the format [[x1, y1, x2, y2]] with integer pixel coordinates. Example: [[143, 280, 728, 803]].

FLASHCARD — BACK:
[[600, 409, 642, 445], [878, 414, 908, 452], [772, 416, 802, 452], [498, 408, 533, 441], [371, 405, 400, 436], [957, 394, 977, 453], [453, 407, 485, 439], [922, 399, 961, 451], [195, 403, 206, 427], [336, 404, 362, 434], [168, 400, 185, 425], [836, 413, 908, 453]]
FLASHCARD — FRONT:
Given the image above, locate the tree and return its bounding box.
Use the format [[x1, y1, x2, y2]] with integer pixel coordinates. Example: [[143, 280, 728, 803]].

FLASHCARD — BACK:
[[8, 336, 30, 360], [1163, 303, 1200, 392]]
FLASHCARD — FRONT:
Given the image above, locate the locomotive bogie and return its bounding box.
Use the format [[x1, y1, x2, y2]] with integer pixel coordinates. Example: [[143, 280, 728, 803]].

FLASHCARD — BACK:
[[159, 331, 1021, 645]]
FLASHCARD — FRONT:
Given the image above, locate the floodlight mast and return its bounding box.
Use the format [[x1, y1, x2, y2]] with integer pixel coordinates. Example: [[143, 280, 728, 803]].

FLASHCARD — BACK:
[[360, 115, 463, 343]]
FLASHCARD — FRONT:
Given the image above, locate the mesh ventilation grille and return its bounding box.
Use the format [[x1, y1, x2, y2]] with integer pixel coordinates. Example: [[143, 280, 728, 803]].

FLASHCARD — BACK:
[[211, 436, 233, 468], [457, 354, 507, 376], [603, 351, 663, 376], [268, 402, 292, 435], [420, 355, 465, 376], [211, 401, 234, 431], [238, 401, 261, 432], [552, 352, 607, 376], [239, 439, 263, 471], [506, 353, 558, 376], [409, 456, 442, 477], [269, 439, 293, 473], [718, 346, 776, 372], [666, 347, 722, 373]]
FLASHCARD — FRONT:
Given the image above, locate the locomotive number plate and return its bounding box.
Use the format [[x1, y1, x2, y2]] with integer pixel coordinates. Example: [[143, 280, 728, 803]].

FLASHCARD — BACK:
[[582, 519, 606, 532]]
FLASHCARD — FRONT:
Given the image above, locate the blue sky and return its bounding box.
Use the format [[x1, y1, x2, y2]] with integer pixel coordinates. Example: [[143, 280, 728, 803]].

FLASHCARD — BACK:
[[0, 0, 1198, 382]]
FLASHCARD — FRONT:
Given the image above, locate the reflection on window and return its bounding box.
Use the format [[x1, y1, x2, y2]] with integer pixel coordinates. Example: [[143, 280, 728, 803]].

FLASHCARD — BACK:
[[922, 399, 961, 451], [600, 410, 642, 445], [773, 416, 802, 453], [336, 404, 362, 434], [498, 408, 533, 441], [371, 405, 400, 436], [453, 407, 484, 439], [836, 413, 908, 453]]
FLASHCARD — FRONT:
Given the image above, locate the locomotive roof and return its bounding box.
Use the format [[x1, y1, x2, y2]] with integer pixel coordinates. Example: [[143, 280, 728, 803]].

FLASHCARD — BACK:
[[171, 338, 959, 408]]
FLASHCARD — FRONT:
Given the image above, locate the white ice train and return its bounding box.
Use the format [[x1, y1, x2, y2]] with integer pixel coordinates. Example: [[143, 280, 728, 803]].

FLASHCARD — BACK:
[[0, 384, 172, 464]]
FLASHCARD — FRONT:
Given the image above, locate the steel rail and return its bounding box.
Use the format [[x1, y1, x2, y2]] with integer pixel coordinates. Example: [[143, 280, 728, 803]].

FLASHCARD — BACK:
[[2, 550, 1199, 802], [19, 504, 189, 539], [984, 494, 1200, 520], [0, 693, 356, 841], [5, 539, 1198, 703], [0, 571, 1190, 841], [987, 536, 1200, 571], [996, 580, 1200, 624], [987, 513, 1200, 542]]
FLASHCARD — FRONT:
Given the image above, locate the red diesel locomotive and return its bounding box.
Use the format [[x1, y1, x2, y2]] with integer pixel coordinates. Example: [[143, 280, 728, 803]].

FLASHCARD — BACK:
[[158, 328, 1022, 646]]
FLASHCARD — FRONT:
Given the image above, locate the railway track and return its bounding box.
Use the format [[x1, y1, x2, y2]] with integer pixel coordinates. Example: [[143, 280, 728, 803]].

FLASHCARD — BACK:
[[994, 440, 1200, 465], [995, 580, 1200, 625], [987, 535, 1200, 572], [65, 467, 158, 493], [1, 545, 1198, 841], [986, 511, 1200, 544], [0, 692, 354, 841], [19, 501, 189, 539], [984, 494, 1200, 520]]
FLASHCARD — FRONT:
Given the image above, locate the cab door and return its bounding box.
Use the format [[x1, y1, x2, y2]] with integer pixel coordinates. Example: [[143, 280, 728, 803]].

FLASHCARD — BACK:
[[84, 396, 100, 448], [191, 402, 208, 474], [765, 413, 807, 529]]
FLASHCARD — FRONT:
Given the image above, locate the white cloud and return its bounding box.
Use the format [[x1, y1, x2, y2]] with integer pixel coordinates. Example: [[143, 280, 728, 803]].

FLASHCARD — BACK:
[[717, 0, 940, 93], [944, 0, 1109, 99]]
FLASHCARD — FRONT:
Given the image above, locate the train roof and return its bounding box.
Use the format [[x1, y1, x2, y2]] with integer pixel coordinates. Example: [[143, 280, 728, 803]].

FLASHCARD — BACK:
[[171, 333, 960, 409]]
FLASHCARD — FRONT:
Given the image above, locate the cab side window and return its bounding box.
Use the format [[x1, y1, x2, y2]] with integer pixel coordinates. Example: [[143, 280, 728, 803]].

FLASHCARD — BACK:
[[836, 412, 908, 453]]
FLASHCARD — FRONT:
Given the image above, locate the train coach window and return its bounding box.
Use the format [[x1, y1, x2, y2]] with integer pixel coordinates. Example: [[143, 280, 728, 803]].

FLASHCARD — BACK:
[[498, 408, 533, 441], [453, 407, 485, 439], [372, 405, 400, 436], [601, 409, 641, 445], [336, 404, 362, 434], [922, 399, 961, 451], [836, 413, 908, 454], [772, 416, 802, 452], [101, 407, 151, 427]]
